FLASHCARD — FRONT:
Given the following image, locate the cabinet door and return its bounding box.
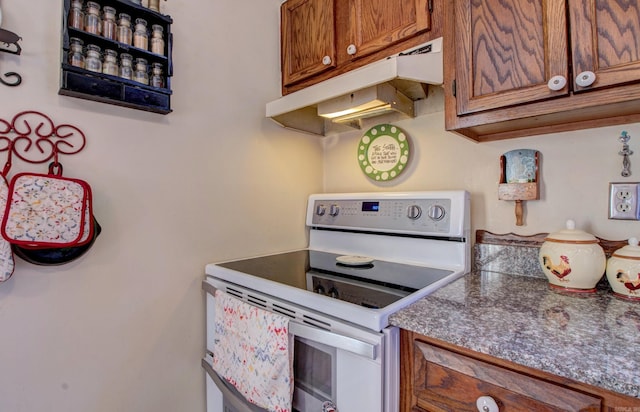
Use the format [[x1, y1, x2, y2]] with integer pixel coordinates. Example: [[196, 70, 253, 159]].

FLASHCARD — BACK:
[[346, 0, 431, 59], [569, 0, 640, 92], [454, 0, 569, 116], [281, 0, 337, 86]]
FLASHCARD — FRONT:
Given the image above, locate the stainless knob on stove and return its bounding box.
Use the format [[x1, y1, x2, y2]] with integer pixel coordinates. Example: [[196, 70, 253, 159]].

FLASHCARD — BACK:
[[316, 204, 326, 216], [427, 205, 446, 221], [329, 204, 340, 217], [314, 285, 326, 295], [328, 287, 339, 299], [407, 205, 422, 220]]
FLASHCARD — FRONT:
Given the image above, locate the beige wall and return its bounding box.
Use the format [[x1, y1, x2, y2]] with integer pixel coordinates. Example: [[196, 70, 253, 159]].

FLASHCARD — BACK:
[[323, 87, 640, 241], [0, 1, 322, 411]]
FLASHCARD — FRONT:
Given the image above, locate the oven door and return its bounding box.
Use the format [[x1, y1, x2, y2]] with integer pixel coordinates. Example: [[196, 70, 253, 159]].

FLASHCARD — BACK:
[[203, 280, 386, 412]]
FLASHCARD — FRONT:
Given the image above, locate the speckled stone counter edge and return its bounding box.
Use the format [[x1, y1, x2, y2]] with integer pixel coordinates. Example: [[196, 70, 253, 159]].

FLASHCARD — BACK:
[[390, 242, 640, 399]]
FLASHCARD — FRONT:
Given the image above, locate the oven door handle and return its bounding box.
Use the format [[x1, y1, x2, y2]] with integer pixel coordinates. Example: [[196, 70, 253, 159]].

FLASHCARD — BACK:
[[289, 322, 378, 360], [202, 357, 268, 412]]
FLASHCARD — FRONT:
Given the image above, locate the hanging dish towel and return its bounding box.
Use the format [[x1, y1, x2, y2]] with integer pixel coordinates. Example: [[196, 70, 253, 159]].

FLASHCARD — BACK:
[[213, 289, 294, 412]]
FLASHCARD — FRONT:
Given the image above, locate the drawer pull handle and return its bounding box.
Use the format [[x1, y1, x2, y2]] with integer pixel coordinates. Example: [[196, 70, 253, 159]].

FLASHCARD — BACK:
[[322, 55, 332, 65], [476, 395, 499, 412], [346, 44, 357, 55]]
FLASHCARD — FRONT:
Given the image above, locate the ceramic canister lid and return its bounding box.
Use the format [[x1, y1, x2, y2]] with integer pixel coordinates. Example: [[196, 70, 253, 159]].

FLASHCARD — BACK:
[[545, 219, 599, 243], [612, 237, 640, 258]]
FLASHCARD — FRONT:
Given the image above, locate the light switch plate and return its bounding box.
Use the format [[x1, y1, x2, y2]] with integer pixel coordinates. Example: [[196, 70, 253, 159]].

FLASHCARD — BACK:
[[609, 182, 640, 220]]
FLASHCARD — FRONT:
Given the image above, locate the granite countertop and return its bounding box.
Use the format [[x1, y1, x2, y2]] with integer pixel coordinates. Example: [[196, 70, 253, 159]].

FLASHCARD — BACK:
[[388, 271, 640, 398]]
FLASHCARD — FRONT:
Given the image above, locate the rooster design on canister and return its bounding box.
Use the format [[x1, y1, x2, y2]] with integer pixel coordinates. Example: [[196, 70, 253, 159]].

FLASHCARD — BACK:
[[542, 255, 572, 281], [615, 270, 640, 295]]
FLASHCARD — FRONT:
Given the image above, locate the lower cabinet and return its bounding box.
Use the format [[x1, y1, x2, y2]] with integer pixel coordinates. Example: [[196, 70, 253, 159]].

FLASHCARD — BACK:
[[400, 329, 640, 411]]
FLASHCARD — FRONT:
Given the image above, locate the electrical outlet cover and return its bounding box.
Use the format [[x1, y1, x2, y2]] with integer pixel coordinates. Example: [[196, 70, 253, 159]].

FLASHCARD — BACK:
[[609, 182, 640, 220]]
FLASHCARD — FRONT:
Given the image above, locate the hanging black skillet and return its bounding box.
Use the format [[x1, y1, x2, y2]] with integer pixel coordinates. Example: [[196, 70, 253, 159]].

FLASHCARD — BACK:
[[11, 216, 102, 266]]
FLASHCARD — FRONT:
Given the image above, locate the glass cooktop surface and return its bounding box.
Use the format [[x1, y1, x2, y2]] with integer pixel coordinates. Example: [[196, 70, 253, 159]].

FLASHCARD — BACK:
[[216, 250, 453, 309]]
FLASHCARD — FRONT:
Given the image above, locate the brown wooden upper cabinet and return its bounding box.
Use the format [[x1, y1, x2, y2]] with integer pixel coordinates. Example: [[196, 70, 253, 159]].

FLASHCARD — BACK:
[[445, 0, 640, 142], [281, 0, 441, 95], [346, 0, 432, 60], [281, 0, 337, 88]]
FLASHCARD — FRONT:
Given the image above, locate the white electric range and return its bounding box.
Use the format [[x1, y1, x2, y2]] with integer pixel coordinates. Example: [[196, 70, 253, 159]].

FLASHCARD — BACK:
[[203, 191, 470, 412]]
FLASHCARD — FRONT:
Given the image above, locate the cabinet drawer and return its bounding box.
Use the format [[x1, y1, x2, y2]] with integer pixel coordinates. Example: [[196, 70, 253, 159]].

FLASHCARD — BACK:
[[123, 85, 170, 110], [412, 340, 601, 412], [60, 68, 171, 114], [63, 70, 123, 100]]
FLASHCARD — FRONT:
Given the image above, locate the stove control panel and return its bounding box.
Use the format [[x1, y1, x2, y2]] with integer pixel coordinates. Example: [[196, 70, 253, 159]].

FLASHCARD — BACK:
[[309, 197, 452, 234]]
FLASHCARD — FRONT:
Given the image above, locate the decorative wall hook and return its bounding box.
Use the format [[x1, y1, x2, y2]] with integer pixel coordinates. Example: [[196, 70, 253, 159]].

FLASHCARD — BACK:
[[0, 28, 21, 56], [0, 7, 23, 87], [619, 131, 632, 177]]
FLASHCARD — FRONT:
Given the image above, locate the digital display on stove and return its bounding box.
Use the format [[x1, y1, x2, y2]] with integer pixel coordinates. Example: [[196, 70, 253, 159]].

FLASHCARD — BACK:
[[362, 201, 379, 212]]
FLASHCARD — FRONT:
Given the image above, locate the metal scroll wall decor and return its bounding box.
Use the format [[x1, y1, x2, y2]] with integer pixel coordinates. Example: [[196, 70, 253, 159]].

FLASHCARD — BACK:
[[0, 111, 86, 166], [0, 6, 23, 86]]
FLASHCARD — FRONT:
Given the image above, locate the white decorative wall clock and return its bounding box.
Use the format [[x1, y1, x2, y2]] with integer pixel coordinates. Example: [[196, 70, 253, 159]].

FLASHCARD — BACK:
[[357, 124, 410, 181]]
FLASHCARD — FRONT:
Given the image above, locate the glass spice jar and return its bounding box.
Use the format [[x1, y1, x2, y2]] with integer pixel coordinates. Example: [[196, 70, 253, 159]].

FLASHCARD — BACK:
[[150, 63, 164, 88], [68, 0, 84, 30], [84, 1, 101, 35], [68, 37, 85, 68], [85, 44, 102, 73], [119, 53, 133, 79], [133, 57, 149, 85], [101, 6, 117, 40], [133, 18, 148, 50], [150, 24, 164, 55], [147, 0, 160, 12], [102, 49, 119, 76], [117, 13, 133, 45]]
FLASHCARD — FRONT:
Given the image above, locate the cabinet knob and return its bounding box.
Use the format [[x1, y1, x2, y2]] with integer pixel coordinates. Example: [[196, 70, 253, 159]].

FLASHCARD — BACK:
[[476, 395, 499, 412], [322, 55, 332, 65], [547, 75, 567, 91], [346, 44, 357, 55], [575, 70, 596, 87]]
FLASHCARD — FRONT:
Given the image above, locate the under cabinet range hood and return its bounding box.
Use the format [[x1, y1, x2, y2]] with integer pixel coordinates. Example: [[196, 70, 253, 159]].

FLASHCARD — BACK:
[[266, 37, 443, 136]]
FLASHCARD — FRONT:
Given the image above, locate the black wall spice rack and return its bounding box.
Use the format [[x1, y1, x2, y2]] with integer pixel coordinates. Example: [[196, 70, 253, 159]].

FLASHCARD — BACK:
[[59, 0, 173, 114]]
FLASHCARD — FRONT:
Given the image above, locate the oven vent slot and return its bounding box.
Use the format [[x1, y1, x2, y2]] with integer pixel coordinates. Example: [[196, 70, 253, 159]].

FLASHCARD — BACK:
[[302, 314, 331, 330], [272, 304, 296, 319], [223, 287, 268, 309], [247, 295, 268, 308], [225, 287, 244, 299]]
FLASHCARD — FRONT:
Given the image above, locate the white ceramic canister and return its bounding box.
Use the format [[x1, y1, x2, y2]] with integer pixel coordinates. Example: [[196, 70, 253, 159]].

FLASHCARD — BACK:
[[606, 237, 640, 301], [539, 220, 606, 292]]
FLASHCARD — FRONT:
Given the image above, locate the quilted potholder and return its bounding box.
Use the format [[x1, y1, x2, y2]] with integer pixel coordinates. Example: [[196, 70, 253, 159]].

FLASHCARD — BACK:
[[1, 172, 90, 248], [0, 174, 14, 282]]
